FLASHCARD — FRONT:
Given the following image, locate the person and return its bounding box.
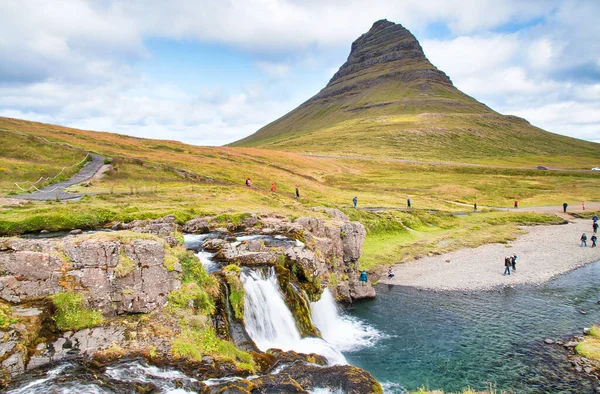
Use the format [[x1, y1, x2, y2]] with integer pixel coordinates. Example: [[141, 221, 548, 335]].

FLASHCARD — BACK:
[[295, 186, 300, 198], [359, 270, 368, 285], [407, 199, 411, 208], [503, 256, 511, 275], [580, 233, 587, 247], [270, 182, 276, 192], [387, 267, 395, 279], [245, 178, 252, 187], [582, 201, 586, 210], [514, 200, 518, 209], [563, 202, 568, 213], [353, 196, 358, 209], [593, 215, 598, 223], [591, 235, 597, 248], [474, 203, 477, 212], [511, 254, 517, 272], [593, 222, 599, 234]]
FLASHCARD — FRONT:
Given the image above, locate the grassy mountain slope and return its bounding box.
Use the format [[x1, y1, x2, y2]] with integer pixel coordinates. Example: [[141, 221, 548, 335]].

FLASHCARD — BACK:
[[231, 20, 600, 165], [1, 116, 598, 271]]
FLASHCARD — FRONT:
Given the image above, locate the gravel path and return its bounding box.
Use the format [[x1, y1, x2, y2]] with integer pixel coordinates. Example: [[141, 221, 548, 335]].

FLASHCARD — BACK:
[[13, 153, 105, 201], [380, 218, 600, 291]]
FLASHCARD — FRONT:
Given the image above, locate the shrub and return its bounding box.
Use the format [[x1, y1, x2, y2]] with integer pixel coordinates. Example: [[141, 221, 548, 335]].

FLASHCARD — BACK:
[[51, 292, 103, 331], [171, 327, 255, 372], [168, 283, 215, 315]]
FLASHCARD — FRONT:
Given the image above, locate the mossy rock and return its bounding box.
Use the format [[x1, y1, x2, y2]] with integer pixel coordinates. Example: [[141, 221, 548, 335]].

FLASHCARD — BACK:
[[274, 265, 319, 337]]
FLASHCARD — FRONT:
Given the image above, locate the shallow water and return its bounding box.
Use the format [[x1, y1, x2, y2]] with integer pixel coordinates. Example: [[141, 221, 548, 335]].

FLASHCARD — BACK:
[[347, 260, 600, 393]]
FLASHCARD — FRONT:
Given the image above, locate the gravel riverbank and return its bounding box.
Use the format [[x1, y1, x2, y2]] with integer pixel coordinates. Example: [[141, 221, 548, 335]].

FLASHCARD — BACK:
[[381, 218, 600, 291]]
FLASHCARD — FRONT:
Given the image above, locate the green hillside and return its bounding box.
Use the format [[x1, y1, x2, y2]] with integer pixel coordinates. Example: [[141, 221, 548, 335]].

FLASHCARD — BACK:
[[231, 20, 600, 166]]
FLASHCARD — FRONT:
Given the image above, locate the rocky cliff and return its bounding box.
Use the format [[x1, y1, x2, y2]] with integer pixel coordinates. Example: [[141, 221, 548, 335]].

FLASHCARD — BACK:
[[0, 212, 380, 392]]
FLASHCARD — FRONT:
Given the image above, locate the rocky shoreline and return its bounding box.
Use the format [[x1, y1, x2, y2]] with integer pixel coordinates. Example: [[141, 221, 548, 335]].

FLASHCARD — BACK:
[[382, 219, 600, 291], [0, 209, 380, 392]]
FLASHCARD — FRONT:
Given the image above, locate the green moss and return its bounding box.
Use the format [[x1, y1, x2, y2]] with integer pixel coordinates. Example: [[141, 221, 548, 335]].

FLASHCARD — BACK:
[[168, 283, 215, 315], [51, 292, 103, 331], [223, 265, 245, 320], [0, 302, 18, 329], [163, 248, 179, 272], [172, 231, 185, 246], [171, 327, 255, 372], [115, 250, 136, 277], [223, 264, 241, 275], [213, 213, 252, 226], [328, 272, 338, 288]]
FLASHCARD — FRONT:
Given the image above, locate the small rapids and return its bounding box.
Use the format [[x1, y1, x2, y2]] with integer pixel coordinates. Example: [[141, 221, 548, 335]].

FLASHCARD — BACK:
[[5, 359, 200, 394]]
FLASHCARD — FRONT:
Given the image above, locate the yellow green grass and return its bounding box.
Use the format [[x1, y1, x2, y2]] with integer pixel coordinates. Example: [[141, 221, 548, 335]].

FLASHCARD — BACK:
[[1, 117, 598, 274], [576, 325, 600, 364], [51, 292, 104, 331]]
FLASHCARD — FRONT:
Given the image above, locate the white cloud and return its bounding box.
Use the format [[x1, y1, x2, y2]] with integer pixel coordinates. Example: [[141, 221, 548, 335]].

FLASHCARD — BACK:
[[0, 0, 599, 145]]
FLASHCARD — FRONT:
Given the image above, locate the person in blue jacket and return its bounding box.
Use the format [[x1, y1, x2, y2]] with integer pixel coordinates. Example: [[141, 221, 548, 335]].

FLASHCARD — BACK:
[[353, 196, 358, 209], [359, 270, 368, 285]]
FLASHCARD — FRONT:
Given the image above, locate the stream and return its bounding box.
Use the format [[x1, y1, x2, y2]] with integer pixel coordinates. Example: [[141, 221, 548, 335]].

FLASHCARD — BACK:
[[347, 260, 600, 393], [5, 229, 600, 393]]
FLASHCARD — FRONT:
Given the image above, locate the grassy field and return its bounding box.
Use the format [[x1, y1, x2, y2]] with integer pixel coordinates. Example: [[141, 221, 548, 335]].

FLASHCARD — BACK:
[[1, 116, 599, 273]]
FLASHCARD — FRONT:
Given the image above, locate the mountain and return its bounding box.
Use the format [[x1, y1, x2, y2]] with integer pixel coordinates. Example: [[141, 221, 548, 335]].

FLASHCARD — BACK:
[[231, 20, 600, 164]]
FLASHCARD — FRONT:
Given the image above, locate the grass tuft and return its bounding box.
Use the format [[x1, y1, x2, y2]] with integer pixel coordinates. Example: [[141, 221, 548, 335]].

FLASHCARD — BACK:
[[51, 292, 103, 331]]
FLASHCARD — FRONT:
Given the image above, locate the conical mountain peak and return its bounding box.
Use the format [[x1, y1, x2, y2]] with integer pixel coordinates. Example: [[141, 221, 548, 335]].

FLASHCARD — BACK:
[[230, 20, 599, 163]]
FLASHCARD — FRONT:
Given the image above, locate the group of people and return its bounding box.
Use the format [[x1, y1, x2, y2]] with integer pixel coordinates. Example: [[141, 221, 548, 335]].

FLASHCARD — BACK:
[[580, 215, 599, 248], [503, 254, 518, 275], [245, 178, 300, 198]]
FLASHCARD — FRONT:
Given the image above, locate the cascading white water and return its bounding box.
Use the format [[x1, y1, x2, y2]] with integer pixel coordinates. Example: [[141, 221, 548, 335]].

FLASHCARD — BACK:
[[311, 288, 381, 352], [241, 268, 347, 365]]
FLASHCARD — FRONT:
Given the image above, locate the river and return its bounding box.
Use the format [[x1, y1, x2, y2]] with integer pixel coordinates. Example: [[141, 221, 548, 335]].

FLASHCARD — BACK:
[[346, 260, 600, 393]]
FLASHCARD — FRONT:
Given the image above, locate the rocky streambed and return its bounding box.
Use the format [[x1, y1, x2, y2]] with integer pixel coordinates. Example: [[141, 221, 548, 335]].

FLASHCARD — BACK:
[[0, 209, 380, 393]]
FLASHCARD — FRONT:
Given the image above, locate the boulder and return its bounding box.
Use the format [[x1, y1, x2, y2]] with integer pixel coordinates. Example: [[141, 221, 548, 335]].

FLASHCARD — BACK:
[[183, 217, 211, 234], [0, 234, 180, 315]]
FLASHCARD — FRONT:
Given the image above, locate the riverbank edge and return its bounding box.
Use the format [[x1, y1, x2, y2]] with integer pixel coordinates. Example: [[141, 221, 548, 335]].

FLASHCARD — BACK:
[[379, 219, 600, 292]]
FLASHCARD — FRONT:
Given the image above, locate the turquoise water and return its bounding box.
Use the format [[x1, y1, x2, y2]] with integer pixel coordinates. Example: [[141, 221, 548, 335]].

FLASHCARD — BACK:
[[347, 261, 600, 393]]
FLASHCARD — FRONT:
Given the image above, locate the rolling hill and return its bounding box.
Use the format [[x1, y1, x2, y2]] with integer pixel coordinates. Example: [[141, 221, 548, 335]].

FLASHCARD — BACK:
[[230, 20, 600, 165]]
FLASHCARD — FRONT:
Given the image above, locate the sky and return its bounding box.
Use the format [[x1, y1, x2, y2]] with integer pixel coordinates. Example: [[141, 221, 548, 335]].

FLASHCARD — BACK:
[[1, 0, 599, 146]]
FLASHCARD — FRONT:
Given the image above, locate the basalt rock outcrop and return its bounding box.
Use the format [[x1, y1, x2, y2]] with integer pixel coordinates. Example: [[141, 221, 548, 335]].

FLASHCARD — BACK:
[[183, 209, 376, 304], [0, 232, 180, 314], [0, 213, 380, 391]]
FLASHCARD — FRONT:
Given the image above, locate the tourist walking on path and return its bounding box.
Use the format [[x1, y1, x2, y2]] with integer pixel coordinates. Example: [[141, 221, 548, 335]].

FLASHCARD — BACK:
[[580, 233, 588, 247], [593, 215, 598, 223], [503, 256, 511, 275], [407, 199, 411, 209], [514, 200, 518, 208], [353, 196, 358, 209], [592, 235, 597, 248], [245, 178, 252, 187], [388, 267, 395, 279], [582, 201, 586, 210], [474, 203, 477, 212], [563, 202, 568, 213], [295, 186, 300, 198], [511, 254, 517, 272], [593, 222, 598, 234], [270, 182, 276, 192]]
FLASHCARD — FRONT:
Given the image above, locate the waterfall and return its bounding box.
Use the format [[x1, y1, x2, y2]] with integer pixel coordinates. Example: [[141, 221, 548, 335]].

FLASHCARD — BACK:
[[241, 268, 347, 365], [311, 288, 381, 352]]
